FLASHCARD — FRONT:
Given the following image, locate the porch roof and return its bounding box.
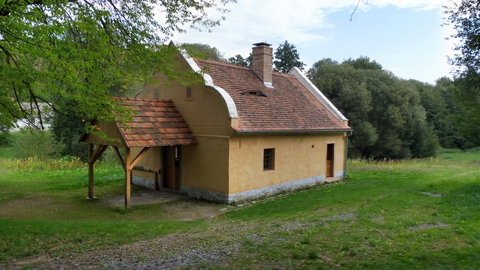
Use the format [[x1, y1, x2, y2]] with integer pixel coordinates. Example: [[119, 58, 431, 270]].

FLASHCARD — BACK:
[[114, 97, 196, 147]]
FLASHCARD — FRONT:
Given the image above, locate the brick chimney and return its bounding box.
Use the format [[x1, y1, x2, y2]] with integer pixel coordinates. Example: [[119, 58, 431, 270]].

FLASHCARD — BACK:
[[252, 42, 273, 88]]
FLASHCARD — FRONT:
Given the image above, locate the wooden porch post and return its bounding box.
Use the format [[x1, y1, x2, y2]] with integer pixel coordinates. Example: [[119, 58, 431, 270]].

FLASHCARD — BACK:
[[125, 147, 131, 209], [87, 144, 108, 200], [88, 143, 95, 199]]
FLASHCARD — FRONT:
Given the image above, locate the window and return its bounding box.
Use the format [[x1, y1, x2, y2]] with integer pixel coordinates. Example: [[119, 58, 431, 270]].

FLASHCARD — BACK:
[[186, 86, 192, 99], [263, 148, 275, 170]]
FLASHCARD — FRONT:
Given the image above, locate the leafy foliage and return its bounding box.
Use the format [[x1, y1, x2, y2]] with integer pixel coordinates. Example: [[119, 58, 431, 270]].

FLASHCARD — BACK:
[[0, 124, 9, 146], [227, 54, 251, 67], [273, 40, 305, 73], [447, 0, 480, 75], [415, 77, 478, 149], [0, 0, 233, 131], [445, 0, 480, 135], [308, 58, 439, 159], [182, 43, 225, 61], [10, 128, 62, 159]]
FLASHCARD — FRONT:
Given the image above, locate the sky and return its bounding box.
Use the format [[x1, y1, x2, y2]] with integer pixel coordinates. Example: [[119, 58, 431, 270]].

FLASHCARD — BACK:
[[172, 0, 458, 84]]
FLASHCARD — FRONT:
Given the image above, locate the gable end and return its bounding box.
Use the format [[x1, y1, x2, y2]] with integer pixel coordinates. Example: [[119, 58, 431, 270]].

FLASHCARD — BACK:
[[170, 41, 239, 119]]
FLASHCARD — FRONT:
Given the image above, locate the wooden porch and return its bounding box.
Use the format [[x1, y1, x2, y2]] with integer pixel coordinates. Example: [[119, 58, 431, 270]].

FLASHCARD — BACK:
[[82, 97, 197, 209]]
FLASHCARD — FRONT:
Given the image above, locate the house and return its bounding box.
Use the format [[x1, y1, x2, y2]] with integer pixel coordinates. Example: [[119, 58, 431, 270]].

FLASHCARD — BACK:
[[83, 41, 351, 208]]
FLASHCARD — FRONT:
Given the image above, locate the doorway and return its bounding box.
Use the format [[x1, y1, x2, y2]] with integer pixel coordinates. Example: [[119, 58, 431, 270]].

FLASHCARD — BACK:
[[326, 143, 334, 178], [163, 146, 181, 190]]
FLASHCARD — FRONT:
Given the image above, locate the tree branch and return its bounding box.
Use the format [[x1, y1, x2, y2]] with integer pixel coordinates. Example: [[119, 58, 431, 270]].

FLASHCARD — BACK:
[[0, 0, 78, 16]]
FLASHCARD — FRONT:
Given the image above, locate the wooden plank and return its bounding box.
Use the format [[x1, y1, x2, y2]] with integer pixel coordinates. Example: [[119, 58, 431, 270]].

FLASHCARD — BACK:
[[128, 147, 150, 171], [154, 171, 160, 191], [125, 147, 131, 209], [88, 143, 95, 199], [89, 144, 108, 165], [113, 146, 125, 170]]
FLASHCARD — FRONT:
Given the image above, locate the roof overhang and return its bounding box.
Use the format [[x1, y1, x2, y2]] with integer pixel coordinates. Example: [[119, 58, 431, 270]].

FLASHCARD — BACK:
[[234, 128, 353, 135]]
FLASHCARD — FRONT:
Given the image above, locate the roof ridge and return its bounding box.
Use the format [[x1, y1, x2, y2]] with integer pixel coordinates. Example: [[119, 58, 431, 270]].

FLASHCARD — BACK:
[[273, 71, 295, 78], [194, 58, 252, 71], [196, 59, 296, 79]]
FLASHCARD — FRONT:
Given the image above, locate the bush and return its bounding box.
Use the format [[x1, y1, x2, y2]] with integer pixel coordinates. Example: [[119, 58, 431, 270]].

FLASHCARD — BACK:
[[0, 124, 10, 146], [11, 128, 63, 159]]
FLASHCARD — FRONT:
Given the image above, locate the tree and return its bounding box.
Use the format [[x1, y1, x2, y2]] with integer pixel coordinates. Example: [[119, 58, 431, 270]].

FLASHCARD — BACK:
[[345, 56, 382, 70], [227, 54, 251, 67], [447, 0, 480, 144], [308, 57, 439, 159], [273, 40, 305, 73], [0, 0, 234, 132], [447, 0, 480, 76], [182, 43, 225, 61]]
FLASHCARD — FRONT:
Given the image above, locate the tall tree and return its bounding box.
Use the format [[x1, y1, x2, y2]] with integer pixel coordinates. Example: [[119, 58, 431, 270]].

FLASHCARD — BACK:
[[308, 57, 439, 159], [182, 43, 225, 61], [273, 40, 305, 73], [0, 0, 234, 131], [227, 54, 251, 67], [446, 0, 480, 146]]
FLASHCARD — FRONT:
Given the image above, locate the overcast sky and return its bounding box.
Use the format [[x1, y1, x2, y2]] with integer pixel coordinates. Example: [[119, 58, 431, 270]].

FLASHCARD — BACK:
[[172, 0, 457, 84]]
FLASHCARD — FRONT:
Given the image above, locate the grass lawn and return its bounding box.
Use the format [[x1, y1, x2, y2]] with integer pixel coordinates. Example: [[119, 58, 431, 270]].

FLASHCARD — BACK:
[[0, 145, 479, 269], [439, 147, 480, 163]]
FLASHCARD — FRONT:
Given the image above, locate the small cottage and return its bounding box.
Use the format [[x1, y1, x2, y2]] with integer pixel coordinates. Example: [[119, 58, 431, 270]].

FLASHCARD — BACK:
[[84, 41, 352, 207]]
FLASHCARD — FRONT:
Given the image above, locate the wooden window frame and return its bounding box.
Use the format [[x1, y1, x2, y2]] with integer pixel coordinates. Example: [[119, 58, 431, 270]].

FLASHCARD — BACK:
[[263, 148, 275, 171]]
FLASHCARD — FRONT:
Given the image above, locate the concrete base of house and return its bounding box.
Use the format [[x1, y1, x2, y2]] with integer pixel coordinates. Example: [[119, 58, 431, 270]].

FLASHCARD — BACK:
[[132, 171, 345, 203], [181, 170, 345, 203], [132, 176, 156, 190]]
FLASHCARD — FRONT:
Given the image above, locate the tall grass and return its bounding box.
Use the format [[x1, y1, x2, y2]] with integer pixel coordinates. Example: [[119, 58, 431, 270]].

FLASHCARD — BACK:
[[0, 156, 86, 171], [0, 155, 121, 172]]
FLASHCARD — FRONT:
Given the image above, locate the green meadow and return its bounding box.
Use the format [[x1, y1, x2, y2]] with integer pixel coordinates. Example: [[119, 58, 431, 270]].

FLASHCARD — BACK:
[[0, 146, 479, 269]]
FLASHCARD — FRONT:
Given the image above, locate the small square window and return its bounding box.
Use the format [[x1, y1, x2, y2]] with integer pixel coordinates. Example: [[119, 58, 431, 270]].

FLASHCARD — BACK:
[[263, 148, 275, 170], [186, 86, 192, 99]]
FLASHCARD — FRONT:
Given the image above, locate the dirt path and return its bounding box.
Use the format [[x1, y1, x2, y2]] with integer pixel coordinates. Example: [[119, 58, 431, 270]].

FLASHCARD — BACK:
[[1, 210, 362, 270], [3, 219, 248, 270]]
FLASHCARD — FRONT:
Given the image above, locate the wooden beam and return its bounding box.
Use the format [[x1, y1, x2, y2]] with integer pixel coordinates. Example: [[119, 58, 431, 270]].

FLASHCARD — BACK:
[[125, 147, 131, 209], [89, 144, 108, 165], [128, 147, 150, 171], [87, 143, 95, 199], [113, 146, 125, 170], [154, 171, 160, 191]]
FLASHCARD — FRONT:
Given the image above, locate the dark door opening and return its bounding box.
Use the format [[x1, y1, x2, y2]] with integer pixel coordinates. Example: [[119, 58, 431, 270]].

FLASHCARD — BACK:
[[326, 143, 334, 178], [163, 146, 181, 190]]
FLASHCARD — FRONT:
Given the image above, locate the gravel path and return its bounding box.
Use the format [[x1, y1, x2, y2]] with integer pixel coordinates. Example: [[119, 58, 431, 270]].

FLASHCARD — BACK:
[[2, 221, 247, 270]]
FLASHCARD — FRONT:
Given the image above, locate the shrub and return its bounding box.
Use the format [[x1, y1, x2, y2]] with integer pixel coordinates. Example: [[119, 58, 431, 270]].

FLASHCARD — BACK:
[[11, 128, 63, 159], [0, 124, 10, 146]]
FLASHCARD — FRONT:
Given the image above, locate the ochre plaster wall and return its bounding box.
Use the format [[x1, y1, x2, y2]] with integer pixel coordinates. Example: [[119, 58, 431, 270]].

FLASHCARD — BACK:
[[133, 60, 232, 193], [181, 136, 229, 194], [131, 147, 162, 180], [228, 133, 347, 194]]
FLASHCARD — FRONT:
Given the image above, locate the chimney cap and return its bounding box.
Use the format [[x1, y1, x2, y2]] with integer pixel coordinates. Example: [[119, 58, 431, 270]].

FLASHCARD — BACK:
[[253, 42, 272, 47]]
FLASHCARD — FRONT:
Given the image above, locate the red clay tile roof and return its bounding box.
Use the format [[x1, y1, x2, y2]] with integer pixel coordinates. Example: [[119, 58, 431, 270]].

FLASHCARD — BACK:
[[113, 97, 196, 147], [195, 59, 350, 132]]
